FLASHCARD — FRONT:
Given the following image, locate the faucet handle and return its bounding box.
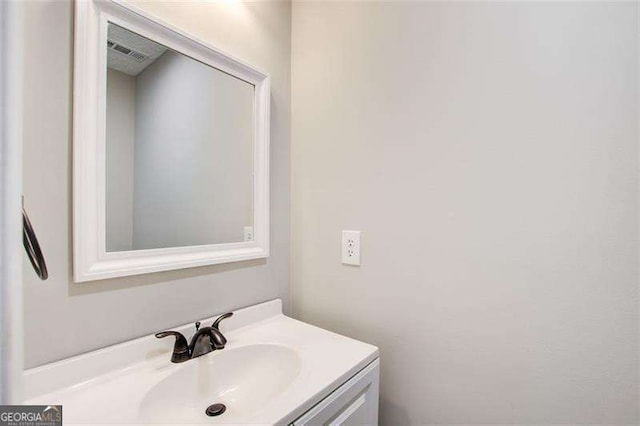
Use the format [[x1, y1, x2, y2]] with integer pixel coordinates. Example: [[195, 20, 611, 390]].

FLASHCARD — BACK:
[[155, 330, 186, 341], [212, 312, 233, 329], [155, 331, 190, 363], [195, 321, 201, 331]]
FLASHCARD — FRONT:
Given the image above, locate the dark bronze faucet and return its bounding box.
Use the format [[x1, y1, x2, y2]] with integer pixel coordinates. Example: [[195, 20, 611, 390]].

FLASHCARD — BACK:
[[155, 312, 233, 363]]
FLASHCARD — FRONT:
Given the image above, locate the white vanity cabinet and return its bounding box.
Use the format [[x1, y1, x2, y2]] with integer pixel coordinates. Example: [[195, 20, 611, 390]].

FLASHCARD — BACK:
[[292, 359, 380, 426]]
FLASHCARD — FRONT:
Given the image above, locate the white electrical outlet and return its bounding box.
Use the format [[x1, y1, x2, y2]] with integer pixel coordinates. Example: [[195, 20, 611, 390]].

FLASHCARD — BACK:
[[341, 230, 361, 266], [244, 226, 254, 242]]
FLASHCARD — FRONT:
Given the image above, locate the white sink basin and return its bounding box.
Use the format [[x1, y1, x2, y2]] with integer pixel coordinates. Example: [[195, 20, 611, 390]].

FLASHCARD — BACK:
[[24, 300, 378, 425], [139, 344, 301, 423]]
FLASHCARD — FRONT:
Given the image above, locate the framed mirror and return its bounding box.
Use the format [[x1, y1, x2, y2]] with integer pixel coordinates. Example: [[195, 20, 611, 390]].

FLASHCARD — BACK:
[[73, 1, 270, 282]]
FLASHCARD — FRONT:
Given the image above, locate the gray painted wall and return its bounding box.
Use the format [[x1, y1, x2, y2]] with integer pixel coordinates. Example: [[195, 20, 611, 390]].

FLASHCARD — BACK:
[[105, 68, 135, 252], [291, 2, 639, 424], [105, 49, 253, 251], [22, 0, 291, 368], [132, 50, 253, 249]]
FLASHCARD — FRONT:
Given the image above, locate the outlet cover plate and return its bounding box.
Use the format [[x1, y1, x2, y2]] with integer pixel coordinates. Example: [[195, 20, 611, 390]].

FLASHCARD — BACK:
[[244, 226, 254, 242], [342, 230, 361, 266]]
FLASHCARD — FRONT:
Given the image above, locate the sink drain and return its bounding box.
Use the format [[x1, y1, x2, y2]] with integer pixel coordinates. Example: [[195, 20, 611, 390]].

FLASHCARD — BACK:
[[205, 403, 226, 417]]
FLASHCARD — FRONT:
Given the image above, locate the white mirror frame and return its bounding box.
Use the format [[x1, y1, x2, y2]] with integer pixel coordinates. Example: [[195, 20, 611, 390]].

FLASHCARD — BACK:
[[73, 0, 270, 282]]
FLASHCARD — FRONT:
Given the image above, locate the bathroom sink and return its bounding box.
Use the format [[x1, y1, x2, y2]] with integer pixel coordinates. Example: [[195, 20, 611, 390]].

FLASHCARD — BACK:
[[139, 344, 301, 423], [24, 300, 378, 425]]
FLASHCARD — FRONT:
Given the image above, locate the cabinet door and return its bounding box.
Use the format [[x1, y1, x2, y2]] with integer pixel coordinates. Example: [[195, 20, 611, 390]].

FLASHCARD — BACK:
[[293, 359, 379, 426]]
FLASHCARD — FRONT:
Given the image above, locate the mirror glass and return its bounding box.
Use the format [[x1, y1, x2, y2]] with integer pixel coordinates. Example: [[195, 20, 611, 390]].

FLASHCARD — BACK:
[[105, 23, 254, 252]]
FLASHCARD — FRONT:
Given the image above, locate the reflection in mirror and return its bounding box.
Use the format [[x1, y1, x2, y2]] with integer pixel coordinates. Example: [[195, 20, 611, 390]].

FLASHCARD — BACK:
[[105, 23, 254, 252]]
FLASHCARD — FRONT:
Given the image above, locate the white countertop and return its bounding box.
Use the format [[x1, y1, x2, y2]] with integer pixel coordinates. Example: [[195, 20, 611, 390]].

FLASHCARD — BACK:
[[25, 300, 379, 425]]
